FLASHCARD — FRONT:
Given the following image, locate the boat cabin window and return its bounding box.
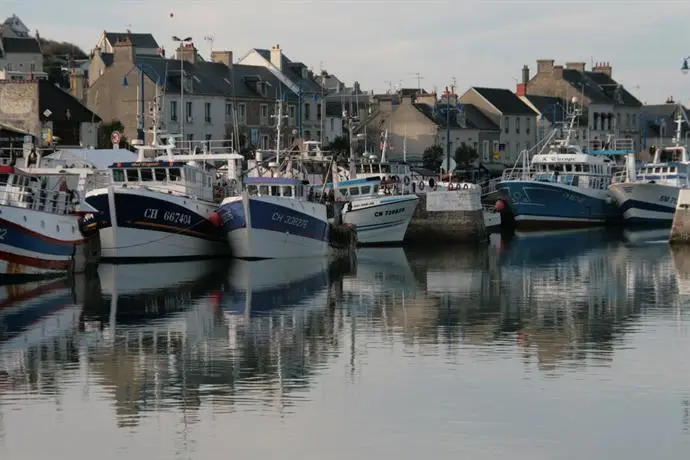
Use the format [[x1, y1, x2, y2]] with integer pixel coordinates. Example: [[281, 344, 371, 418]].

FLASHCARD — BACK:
[[140, 168, 153, 181], [270, 186, 280, 196], [259, 185, 269, 195], [659, 148, 683, 163], [155, 168, 167, 181], [373, 184, 379, 193], [361, 185, 371, 194], [113, 169, 125, 182], [247, 185, 258, 195], [126, 169, 139, 182], [169, 168, 181, 181], [349, 187, 360, 196], [282, 186, 293, 197], [0, 173, 9, 184]]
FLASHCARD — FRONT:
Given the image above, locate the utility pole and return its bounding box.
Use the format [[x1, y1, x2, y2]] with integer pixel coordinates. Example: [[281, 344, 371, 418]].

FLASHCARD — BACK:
[[409, 72, 424, 92]]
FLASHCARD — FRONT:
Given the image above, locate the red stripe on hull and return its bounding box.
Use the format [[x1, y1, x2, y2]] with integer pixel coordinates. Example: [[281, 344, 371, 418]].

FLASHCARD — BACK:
[[0, 279, 67, 311], [0, 250, 70, 270], [0, 217, 85, 246]]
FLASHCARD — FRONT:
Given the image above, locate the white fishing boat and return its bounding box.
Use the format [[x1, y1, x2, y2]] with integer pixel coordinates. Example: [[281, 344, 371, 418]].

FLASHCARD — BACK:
[[0, 150, 93, 281], [609, 106, 690, 225], [219, 98, 330, 259], [83, 133, 243, 261], [323, 176, 418, 244]]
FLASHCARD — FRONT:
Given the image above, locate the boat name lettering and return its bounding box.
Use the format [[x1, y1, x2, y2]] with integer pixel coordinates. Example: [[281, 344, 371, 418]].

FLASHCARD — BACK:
[[561, 192, 585, 204], [144, 208, 159, 219], [374, 207, 405, 217], [131, 162, 164, 167], [163, 211, 192, 225], [659, 195, 677, 205], [272, 212, 308, 229], [547, 156, 577, 162], [0, 228, 6, 240]]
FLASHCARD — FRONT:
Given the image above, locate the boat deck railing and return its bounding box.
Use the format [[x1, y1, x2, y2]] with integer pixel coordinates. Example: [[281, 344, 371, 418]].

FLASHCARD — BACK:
[[0, 183, 76, 215], [501, 167, 539, 181]]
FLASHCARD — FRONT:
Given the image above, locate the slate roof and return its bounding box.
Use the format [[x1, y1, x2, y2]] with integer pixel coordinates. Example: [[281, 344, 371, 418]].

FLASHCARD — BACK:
[[642, 103, 690, 138], [561, 69, 642, 107], [105, 32, 159, 49], [1, 36, 41, 54], [472, 87, 537, 115], [523, 95, 568, 123], [133, 55, 297, 100], [37, 80, 101, 123], [413, 102, 499, 131], [253, 48, 324, 93]]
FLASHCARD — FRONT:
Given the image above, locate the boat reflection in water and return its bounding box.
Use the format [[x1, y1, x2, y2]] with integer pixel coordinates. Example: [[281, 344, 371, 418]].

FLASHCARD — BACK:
[[622, 227, 671, 245], [224, 255, 353, 316], [0, 277, 80, 385]]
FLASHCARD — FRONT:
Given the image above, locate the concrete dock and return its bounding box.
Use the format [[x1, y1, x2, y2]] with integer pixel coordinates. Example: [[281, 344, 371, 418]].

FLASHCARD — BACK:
[[669, 189, 690, 244], [404, 186, 486, 244]]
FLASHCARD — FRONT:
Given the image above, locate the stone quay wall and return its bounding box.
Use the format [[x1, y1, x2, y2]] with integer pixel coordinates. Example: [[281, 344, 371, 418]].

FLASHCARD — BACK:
[[670, 189, 690, 244]]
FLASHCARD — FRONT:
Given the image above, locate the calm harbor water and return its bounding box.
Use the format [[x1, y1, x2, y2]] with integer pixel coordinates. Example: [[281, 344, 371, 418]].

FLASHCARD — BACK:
[[2, 227, 690, 459]]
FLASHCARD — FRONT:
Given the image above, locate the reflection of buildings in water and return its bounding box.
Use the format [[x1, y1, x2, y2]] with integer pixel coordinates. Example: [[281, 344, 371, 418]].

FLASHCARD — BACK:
[[670, 245, 690, 301], [496, 228, 677, 372]]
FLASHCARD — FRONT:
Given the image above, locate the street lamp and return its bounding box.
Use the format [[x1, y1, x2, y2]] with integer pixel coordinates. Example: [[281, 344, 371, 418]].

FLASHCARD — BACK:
[[172, 35, 192, 140], [682, 57, 690, 75]]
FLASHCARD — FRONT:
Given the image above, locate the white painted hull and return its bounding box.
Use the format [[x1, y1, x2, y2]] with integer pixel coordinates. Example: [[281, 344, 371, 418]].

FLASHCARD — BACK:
[[221, 194, 330, 260], [609, 182, 678, 225], [86, 186, 228, 261], [0, 204, 83, 279], [342, 195, 418, 244]]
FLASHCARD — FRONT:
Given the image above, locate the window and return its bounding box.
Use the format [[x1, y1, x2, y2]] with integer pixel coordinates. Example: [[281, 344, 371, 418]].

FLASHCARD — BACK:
[[482, 140, 489, 162], [205, 134, 212, 142], [5, 63, 12, 71], [225, 102, 233, 119], [154, 168, 167, 181], [186, 133, 194, 142], [260, 104, 268, 118], [170, 100, 178, 121], [126, 169, 139, 182], [330, 118, 335, 131], [516, 117, 520, 134], [304, 130, 311, 140], [317, 103, 322, 120], [304, 103, 311, 120], [185, 101, 193, 121], [632, 114, 637, 128], [204, 102, 211, 122], [30, 63, 35, 72], [525, 117, 531, 134], [140, 169, 153, 181], [169, 168, 181, 181], [260, 134, 270, 149], [361, 185, 371, 194], [504, 116, 510, 133], [113, 169, 125, 182], [238, 103, 246, 124], [616, 113, 621, 129], [626, 113, 631, 129], [282, 186, 293, 197], [493, 140, 500, 159], [288, 105, 296, 120]]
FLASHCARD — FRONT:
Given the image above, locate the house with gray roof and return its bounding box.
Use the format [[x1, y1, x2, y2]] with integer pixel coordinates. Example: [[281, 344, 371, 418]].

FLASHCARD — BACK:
[[238, 45, 331, 142], [86, 36, 298, 150], [0, 15, 44, 80], [88, 31, 162, 87], [459, 86, 538, 164], [521, 60, 642, 149], [640, 99, 690, 150]]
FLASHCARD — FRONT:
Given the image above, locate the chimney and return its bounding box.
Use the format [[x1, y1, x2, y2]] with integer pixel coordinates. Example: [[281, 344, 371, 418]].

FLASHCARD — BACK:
[[211, 50, 233, 67], [270, 44, 282, 71], [592, 61, 612, 77], [69, 69, 86, 102], [521, 64, 530, 84], [565, 62, 586, 73], [516, 83, 526, 97], [536, 59, 554, 74], [553, 65, 564, 79], [175, 42, 198, 63], [112, 36, 135, 63]]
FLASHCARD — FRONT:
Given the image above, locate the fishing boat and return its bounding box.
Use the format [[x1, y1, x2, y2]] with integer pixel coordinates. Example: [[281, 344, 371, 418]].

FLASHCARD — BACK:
[[219, 98, 331, 259], [496, 102, 632, 229], [322, 175, 418, 244], [83, 133, 243, 262], [609, 106, 689, 225], [0, 151, 93, 281]]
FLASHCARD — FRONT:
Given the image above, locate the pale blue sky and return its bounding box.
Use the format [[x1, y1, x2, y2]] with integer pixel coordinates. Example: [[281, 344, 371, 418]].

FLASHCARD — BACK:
[[5, 0, 690, 105]]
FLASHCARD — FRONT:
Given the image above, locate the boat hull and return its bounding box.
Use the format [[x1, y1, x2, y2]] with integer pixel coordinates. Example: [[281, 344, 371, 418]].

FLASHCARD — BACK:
[[0, 205, 84, 282], [609, 182, 678, 225], [85, 186, 229, 261], [497, 180, 617, 230], [220, 194, 329, 259], [342, 195, 418, 244]]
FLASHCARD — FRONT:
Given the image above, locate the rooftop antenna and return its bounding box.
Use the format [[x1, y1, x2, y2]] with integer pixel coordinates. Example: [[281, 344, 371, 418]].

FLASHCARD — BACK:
[[203, 34, 215, 60], [408, 72, 424, 92]]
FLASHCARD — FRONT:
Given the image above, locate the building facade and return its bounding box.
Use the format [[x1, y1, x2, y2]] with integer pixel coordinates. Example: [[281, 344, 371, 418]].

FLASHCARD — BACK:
[[0, 15, 44, 80], [459, 86, 538, 164]]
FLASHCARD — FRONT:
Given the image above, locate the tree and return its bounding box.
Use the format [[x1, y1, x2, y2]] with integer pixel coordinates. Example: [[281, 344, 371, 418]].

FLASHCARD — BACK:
[[422, 144, 444, 172], [97, 120, 127, 148], [327, 135, 350, 158], [454, 143, 479, 167], [40, 38, 88, 88]]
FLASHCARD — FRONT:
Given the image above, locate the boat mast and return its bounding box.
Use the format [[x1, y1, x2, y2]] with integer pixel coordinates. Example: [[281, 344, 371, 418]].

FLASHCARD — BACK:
[[674, 103, 684, 147]]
